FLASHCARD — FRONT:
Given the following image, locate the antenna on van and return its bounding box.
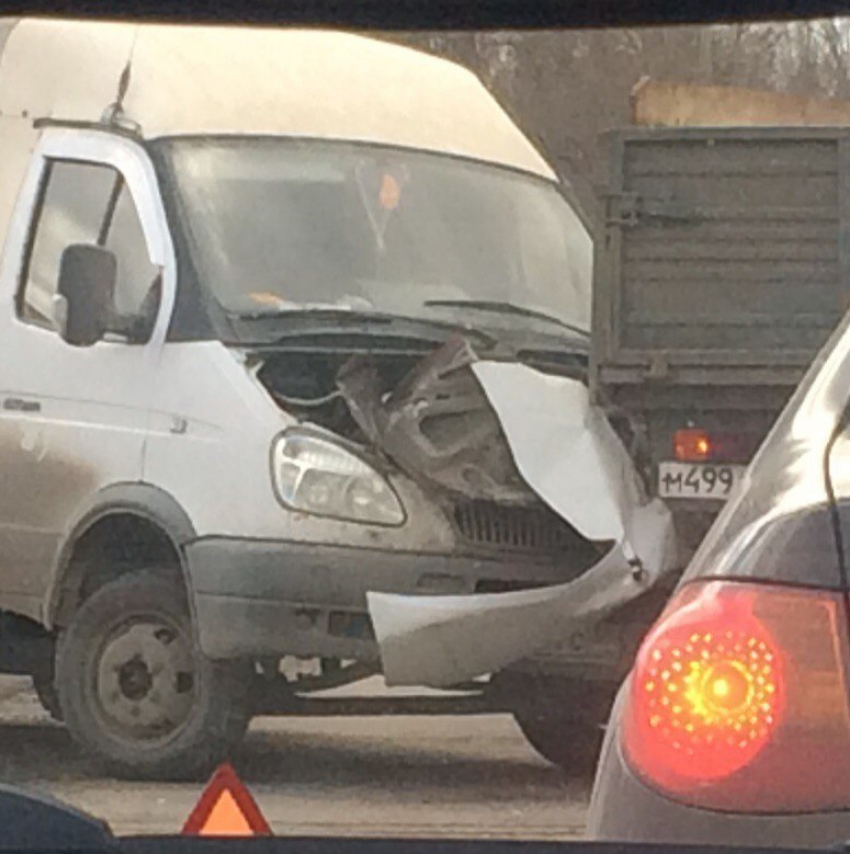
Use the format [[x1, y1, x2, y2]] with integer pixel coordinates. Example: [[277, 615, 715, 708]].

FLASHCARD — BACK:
[[101, 63, 137, 131], [101, 27, 141, 133]]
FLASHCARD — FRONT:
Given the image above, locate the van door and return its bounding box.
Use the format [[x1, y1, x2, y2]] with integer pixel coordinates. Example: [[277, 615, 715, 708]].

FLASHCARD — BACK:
[[0, 130, 173, 622]]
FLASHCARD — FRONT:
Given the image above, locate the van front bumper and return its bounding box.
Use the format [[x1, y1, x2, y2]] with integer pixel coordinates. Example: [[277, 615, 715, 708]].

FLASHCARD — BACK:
[[184, 537, 604, 665]]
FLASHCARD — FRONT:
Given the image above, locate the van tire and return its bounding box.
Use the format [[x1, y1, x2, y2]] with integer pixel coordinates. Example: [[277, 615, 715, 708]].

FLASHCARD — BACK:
[[505, 676, 616, 776], [32, 660, 63, 721], [513, 706, 604, 776], [56, 571, 253, 780]]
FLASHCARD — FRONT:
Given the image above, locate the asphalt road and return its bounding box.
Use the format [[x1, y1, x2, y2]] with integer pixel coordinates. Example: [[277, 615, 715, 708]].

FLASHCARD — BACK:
[[0, 675, 591, 839]]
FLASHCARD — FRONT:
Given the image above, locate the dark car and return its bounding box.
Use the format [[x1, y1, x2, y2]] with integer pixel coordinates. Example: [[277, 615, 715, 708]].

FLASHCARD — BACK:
[[587, 306, 850, 847]]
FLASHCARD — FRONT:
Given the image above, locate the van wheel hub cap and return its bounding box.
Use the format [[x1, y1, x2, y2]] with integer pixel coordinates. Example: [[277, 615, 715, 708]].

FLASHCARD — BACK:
[[97, 621, 195, 735]]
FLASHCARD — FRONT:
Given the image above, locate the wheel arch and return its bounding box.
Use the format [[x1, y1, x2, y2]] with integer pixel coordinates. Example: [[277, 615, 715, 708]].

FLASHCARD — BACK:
[[46, 483, 197, 629]]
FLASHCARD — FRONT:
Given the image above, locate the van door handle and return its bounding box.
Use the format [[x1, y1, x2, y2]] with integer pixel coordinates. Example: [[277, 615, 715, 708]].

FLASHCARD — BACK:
[[3, 398, 41, 413]]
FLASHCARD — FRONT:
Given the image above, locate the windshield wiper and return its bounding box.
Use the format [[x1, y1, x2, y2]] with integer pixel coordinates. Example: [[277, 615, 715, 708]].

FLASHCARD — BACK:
[[423, 299, 590, 338], [228, 306, 499, 347], [233, 304, 386, 321]]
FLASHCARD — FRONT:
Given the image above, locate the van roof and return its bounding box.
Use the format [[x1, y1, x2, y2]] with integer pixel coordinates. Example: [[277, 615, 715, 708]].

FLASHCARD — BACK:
[[0, 19, 555, 180]]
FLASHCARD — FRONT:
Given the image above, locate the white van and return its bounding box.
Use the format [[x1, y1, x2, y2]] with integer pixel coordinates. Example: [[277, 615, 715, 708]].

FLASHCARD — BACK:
[[0, 19, 673, 777]]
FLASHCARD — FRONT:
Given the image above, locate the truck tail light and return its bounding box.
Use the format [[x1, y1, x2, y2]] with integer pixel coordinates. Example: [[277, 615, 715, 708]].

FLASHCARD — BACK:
[[622, 581, 850, 812], [673, 428, 761, 463], [674, 428, 713, 461]]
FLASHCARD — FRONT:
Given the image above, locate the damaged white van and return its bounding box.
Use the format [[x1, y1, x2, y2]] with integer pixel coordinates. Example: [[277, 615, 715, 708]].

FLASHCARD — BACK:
[[0, 19, 676, 777]]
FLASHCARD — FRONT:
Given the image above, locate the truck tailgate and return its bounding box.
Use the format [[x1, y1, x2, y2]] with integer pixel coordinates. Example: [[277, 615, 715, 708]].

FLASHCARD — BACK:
[[593, 127, 850, 389]]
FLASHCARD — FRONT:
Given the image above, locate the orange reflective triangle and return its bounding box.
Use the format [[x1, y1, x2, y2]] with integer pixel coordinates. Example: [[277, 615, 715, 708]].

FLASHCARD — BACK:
[[182, 763, 271, 836]]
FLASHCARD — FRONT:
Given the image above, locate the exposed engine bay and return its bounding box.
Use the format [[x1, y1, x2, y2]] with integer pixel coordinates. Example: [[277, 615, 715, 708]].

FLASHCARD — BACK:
[[256, 334, 584, 507]]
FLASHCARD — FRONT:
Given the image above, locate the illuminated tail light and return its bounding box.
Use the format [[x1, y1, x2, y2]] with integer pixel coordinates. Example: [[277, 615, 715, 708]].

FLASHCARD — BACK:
[[674, 429, 714, 462], [622, 581, 850, 812], [672, 429, 760, 463]]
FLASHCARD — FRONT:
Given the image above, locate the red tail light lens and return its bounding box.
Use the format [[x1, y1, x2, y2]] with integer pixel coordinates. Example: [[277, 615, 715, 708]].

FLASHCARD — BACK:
[[672, 429, 760, 463], [622, 581, 850, 812], [674, 429, 714, 462]]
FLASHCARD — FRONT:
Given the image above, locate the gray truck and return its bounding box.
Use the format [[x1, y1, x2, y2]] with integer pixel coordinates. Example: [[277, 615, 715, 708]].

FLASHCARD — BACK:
[[592, 125, 849, 562]]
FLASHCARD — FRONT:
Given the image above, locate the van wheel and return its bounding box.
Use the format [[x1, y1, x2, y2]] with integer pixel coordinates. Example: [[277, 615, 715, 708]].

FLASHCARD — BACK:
[[56, 571, 253, 780], [31, 655, 63, 721], [505, 676, 616, 776], [513, 706, 604, 776]]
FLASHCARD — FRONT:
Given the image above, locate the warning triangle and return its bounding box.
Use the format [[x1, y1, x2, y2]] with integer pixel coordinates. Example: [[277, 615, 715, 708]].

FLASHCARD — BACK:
[[182, 763, 272, 836]]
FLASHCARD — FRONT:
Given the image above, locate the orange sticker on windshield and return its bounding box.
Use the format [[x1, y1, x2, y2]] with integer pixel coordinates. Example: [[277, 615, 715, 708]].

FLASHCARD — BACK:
[[379, 174, 401, 210], [250, 291, 286, 306]]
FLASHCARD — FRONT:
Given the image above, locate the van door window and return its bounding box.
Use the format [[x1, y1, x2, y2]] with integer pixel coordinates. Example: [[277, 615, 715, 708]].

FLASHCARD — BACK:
[[101, 183, 162, 342], [19, 160, 116, 328], [19, 159, 161, 342]]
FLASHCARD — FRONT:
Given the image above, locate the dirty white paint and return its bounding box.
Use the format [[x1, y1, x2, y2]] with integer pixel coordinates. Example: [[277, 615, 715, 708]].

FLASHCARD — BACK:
[[369, 362, 677, 687]]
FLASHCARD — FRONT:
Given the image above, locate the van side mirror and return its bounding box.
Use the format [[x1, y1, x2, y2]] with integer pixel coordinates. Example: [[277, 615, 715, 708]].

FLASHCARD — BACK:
[[54, 244, 116, 347]]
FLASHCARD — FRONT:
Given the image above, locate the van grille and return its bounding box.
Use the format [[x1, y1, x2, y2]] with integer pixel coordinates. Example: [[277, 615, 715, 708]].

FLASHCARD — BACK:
[[451, 501, 582, 554]]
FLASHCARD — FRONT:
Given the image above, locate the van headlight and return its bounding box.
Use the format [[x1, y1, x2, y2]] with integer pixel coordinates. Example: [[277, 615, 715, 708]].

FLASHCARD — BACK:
[[272, 431, 405, 526]]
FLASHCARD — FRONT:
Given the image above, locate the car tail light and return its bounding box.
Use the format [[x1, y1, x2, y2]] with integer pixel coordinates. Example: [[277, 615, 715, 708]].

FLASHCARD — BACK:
[[622, 580, 850, 812]]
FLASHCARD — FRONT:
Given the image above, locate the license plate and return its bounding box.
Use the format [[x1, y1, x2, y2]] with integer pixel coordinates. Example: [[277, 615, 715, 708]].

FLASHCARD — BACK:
[[657, 461, 745, 501]]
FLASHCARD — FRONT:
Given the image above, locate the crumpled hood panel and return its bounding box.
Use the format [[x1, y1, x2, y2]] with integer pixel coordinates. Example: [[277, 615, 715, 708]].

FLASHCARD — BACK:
[[367, 359, 676, 687], [471, 360, 643, 544]]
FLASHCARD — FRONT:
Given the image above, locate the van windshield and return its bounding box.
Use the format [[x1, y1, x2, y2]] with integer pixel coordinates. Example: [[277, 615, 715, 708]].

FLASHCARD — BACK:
[[155, 137, 592, 335]]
